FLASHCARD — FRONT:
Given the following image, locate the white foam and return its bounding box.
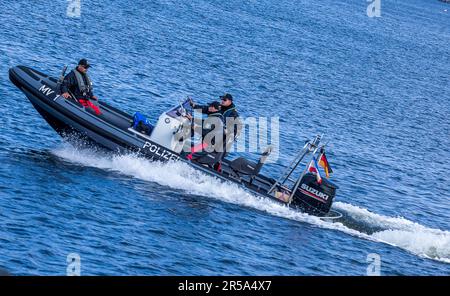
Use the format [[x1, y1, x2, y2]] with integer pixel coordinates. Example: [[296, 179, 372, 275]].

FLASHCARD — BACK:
[[334, 202, 450, 263], [53, 145, 450, 264]]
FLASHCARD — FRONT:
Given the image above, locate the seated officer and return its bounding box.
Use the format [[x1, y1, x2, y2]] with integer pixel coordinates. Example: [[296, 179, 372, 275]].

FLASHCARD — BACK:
[[186, 102, 225, 171], [61, 59, 101, 115]]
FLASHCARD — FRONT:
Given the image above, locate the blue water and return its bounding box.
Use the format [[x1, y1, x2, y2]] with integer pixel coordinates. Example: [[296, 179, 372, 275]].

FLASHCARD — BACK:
[[0, 0, 449, 275]]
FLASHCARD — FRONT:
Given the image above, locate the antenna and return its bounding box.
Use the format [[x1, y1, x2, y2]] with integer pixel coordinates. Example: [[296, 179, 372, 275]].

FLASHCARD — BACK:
[[56, 65, 68, 94]]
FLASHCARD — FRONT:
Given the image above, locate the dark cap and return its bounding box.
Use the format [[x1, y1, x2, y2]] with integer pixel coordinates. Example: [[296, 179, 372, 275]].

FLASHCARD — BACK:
[[78, 58, 91, 68], [219, 93, 233, 101], [209, 101, 221, 110]]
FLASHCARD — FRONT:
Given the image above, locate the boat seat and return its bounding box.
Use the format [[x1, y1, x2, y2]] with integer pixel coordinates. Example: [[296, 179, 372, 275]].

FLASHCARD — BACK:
[[192, 151, 224, 167], [229, 146, 273, 178]]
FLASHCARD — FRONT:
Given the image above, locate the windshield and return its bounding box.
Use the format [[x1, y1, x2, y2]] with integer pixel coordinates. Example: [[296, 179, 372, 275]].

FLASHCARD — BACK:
[[166, 98, 192, 118]]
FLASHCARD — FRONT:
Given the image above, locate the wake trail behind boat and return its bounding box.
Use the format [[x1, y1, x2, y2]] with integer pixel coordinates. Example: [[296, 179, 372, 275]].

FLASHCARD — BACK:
[[53, 145, 450, 264]]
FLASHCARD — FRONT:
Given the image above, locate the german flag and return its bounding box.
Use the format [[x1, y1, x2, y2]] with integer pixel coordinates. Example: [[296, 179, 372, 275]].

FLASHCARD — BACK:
[[318, 152, 333, 178]]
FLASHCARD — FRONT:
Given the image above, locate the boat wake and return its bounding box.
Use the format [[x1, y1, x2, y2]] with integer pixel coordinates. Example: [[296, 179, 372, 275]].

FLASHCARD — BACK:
[[53, 145, 450, 264], [333, 202, 450, 264]]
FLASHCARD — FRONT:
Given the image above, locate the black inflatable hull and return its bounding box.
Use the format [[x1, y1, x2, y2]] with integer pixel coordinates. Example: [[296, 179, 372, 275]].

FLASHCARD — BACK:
[[9, 66, 175, 157]]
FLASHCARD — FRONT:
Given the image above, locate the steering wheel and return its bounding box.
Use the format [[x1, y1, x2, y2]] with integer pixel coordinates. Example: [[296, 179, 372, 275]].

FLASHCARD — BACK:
[[179, 97, 193, 118]]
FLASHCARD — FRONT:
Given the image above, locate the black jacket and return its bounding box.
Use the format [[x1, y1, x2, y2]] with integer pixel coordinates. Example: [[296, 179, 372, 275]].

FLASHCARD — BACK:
[[222, 103, 241, 140], [61, 68, 94, 100], [191, 103, 209, 115], [201, 112, 224, 139], [191, 112, 225, 149], [221, 103, 239, 121]]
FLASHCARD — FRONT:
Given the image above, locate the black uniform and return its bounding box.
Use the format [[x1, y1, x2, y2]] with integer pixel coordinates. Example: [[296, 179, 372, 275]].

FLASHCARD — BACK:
[[191, 112, 225, 147], [200, 112, 225, 141], [220, 103, 240, 138], [61, 68, 94, 100]]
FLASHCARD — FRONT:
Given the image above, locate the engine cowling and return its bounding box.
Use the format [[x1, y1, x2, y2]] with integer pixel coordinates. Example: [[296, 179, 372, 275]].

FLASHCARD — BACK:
[[291, 173, 338, 216]]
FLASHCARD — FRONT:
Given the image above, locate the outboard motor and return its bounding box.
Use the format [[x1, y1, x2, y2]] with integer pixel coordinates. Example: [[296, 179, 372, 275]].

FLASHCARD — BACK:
[[267, 134, 340, 217], [291, 173, 338, 216]]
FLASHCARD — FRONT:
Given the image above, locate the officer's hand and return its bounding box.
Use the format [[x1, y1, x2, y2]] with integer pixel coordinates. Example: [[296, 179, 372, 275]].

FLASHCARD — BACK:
[[62, 92, 70, 99], [91, 95, 98, 101], [188, 98, 195, 107]]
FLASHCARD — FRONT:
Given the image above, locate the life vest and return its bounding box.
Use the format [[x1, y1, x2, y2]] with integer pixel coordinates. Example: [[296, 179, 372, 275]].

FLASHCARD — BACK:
[[222, 106, 237, 118], [203, 112, 224, 128], [203, 113, 224, 137], [72, 69, 93, 97], [221, 106, 241, 141]]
